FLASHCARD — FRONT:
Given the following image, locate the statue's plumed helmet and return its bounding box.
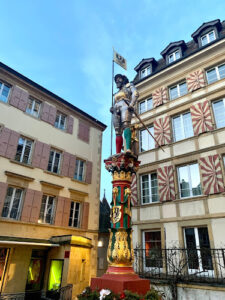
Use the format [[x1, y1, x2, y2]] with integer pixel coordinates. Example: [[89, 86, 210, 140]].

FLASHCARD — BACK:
[[114, 74, 129, 85]]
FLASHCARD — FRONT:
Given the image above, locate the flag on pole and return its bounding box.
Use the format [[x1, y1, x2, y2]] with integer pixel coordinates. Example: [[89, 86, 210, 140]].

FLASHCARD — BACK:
[[113, 49, 127, 70]]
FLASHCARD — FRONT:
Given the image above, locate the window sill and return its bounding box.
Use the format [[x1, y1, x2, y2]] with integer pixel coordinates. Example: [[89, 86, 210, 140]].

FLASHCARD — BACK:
[[10, 159, 34, 169], [71, 178, 88, 185], [44, 170, 64, 178]]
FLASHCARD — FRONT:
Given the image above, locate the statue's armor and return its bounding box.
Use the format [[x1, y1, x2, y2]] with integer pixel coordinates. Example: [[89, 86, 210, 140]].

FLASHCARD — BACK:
[[113, 83, 137, 135]]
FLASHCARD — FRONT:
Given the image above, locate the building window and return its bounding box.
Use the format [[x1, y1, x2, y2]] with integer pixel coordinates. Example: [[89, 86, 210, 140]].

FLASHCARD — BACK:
[[169, 82, 187, 100], [201, 30, 216, 46], [177, 163, 202, 198], [74, 159, 85, 181], [1, 187, 23, 220], [206, 63, 225, 84], [54, 112, 66, 130], [139, 97, 153, 114], [212, 99, 225, 129], [15, 137, 33, 164], [69, 201, 80, 228], [140, 66, 151, 79], [141, 173, 158, 204], [26, 98, 41, 118], [39, 195, 55, 224], [0, 81, 10, 103], [143, 231, 162, 269], [47, 149, 61, 174], [184, 227, 213, 274], [140, 126, 154, 152], [172, 112, 194, 142], [168, 50, 180, 63]]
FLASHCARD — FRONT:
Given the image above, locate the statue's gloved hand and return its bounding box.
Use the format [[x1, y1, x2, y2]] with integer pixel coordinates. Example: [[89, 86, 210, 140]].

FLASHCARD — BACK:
[[110, 107, 114, 113], [128, 105, 134, 112]]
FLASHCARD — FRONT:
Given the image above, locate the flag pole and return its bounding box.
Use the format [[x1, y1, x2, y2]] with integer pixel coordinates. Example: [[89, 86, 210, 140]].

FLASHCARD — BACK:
[[111, 52, 114, 156]]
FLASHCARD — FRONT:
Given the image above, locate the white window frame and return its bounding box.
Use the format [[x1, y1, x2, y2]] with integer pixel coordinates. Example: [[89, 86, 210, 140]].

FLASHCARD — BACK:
[[26, 98, 41, 118], [15, 137, 33, 164], [140, 66, 151, 79], [0, 81, 11, 103], [55, 112, 67, 130], [139, 97, 153, 114], [212, 98, 225, 129], [74, 159, 86, 181], [1, 187, 23, 220], [39, 195, 55, 224], [201, 30, 216, 46], [172, 112, 193, 142], [177, 163, 202, 199], [168, 50, 180, 63], [69, 201, 81, 228], [48, 149, 61, 174], [183, 227, 214, 276], [139, 126, 154, 152], [140, 173, 159, 205], [169, 81, 187, 100], [206, 63, 225, 84]]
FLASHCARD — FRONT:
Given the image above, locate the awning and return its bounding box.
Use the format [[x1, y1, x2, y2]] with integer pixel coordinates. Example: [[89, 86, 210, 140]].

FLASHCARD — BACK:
[[0, 236, 59, 247]]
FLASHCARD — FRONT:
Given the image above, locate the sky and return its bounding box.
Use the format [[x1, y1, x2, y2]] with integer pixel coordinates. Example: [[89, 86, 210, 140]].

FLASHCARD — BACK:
[[1, 0, 225, 202]]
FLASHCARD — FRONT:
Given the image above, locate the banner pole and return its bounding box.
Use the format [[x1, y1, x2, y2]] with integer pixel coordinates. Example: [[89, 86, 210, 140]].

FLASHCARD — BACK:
[[111, 55, 114, 156]]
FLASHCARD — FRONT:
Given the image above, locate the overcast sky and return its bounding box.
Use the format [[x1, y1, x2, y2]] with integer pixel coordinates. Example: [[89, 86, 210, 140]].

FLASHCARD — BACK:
[[1, 0, 225, 202]]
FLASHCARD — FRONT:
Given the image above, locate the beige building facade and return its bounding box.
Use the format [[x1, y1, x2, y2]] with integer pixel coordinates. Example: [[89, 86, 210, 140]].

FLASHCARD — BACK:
[[0, 62, 106, 299], [131, 19, 225, 293]]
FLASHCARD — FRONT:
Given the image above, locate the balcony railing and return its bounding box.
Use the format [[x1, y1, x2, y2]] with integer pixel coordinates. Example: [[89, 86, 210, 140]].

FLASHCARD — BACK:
[[134, 247, 225, 285]]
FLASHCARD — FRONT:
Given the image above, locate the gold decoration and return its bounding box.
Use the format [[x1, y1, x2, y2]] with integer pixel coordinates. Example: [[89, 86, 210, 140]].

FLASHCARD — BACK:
[[111, 229, 132, 265], [124, 207, 131, 217], [130, 231, 134, 261], [112, 187, 118, 206], [113, 171, 132, 182], [111, 206, 121, 224], [107, 230, 113, 264]]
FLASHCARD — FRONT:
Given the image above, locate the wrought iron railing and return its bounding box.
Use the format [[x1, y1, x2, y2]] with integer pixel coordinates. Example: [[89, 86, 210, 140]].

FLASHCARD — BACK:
[[0, 284, 73, 300], [134, 247, 225, 285]]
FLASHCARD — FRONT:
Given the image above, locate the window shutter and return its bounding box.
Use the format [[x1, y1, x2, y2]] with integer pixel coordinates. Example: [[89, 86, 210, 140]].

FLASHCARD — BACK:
[[9, 86, 21, 108], [0, 182, 8, 216], [154, 116, 171, 147], [81, 202, 89, 229], [78, 120, 90, 143], [9, 86, 29, 111], [157, 166, 175, 201], [39, 144, 50, 170], [68, 155, 76, 178], [199, 155, 224, 195], [0, 128, 11, 157], [48, 106, 57, 125], [21, 189, 35, 222], [190, 100, 214, 135], [67, 116, 74, 134], [54, 196, 65, 226], [5, 130, 20, 159], [186, 69, 205, 92], [61, 198, 71, 227], [131, 174, 138, 206], [40, 102, 50, 122], [32, 141, 44, 168], [61, 152, 70, 177], [85, 161, 93, 184], [30, 191, 42, 223], [153, 87, 168, 108]]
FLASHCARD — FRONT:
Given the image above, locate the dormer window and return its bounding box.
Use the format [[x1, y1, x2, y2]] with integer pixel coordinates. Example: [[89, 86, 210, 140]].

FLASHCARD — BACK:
[[168, 50, 180, 63], [140, 66, 151, 79], [201, 30, 216, 46]]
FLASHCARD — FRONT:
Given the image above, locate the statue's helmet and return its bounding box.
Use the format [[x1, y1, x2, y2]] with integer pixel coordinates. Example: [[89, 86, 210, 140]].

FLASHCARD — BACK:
[[114, 74, 129, 85]]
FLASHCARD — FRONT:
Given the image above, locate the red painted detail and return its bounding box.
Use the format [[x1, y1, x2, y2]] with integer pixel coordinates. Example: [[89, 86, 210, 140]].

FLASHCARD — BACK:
[[187, 69, 205, 92], [91, 273, 150, 295], [106, 266, 135, 274], [64, 251, 70, 259], [157, 166, 175, 201], [154, 116, 171, 147], [116, 135, 123, 153], [153, 87, 168, 108]]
